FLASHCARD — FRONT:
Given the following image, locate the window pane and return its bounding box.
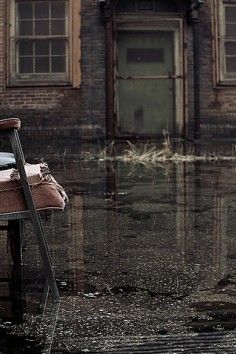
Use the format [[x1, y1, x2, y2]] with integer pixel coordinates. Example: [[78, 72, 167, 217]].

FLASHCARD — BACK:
[[51, 1, 66, 18], [18, 40, 33, 56], [18, 3, 33, 19], [35, 57, 50, 73], [51, 20, 65, 35], [35, 40, 50, 55], [51, 56, 66, 72], [127, 48, 164, 63], [19, 57, 33, 73], [225, 41, 236, 55], [35, 1, 49, 19], [137, 1, 153, 11], [35, 20, 49, 35], [226, 24, 236, 37], [51, 39, 65, 55], [226, 57, 236, 73], [116, 0, 135, 12], [19, 21, 33, 35], [117, 31, 173, 76], [155, 0, 179, 12], [225, 6, 236, 23]]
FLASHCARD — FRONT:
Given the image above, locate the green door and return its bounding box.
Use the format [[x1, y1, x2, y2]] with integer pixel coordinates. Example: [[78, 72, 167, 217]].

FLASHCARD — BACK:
[[116, 30, 175, 135]]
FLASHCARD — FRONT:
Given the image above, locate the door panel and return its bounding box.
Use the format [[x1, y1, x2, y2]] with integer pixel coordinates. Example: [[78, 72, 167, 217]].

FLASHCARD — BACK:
[[118, 79, 174, 134], [116, 30, 175, 135]]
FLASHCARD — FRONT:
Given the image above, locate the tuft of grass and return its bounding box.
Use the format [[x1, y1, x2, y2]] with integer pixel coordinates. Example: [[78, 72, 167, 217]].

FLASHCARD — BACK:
[[122, 135, 236, 165], [80, 136, 236, 164]]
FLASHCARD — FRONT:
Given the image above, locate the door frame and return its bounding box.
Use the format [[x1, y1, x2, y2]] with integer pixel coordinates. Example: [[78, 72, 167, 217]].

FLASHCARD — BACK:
[[113, 18, 184, 138]]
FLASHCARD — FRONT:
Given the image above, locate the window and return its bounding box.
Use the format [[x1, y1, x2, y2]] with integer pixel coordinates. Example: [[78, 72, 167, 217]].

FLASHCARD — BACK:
[[218, 0, 236, 83], [8, 0, 81, 87]]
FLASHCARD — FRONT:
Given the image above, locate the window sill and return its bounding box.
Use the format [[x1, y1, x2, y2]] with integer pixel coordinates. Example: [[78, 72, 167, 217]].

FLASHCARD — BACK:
[[215, 79, 236, 88], [7, 80, 77, 88]]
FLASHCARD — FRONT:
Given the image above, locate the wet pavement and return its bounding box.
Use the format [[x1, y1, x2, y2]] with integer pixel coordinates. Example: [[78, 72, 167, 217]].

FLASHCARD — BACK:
[[0, 141, 236, 353]]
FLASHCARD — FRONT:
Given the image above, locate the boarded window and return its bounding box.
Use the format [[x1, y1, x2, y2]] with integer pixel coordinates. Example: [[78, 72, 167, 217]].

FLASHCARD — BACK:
[[8, 0, 81, 87]]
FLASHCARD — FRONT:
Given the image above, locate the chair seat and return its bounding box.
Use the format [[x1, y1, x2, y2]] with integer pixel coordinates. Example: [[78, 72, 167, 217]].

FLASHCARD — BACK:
[[0, 152, 16, 170]]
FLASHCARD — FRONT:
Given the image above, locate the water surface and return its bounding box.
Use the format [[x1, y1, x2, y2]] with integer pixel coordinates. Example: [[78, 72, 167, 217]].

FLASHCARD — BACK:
[[0, 146, 235, 353]]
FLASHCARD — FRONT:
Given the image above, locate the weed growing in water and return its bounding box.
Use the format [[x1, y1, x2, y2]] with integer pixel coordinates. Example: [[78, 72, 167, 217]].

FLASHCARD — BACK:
[[80, 136, 236, 165]]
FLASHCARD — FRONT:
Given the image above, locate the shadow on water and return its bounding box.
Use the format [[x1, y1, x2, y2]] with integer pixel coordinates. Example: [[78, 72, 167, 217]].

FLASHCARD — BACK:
[[0, 139, 236, 352]]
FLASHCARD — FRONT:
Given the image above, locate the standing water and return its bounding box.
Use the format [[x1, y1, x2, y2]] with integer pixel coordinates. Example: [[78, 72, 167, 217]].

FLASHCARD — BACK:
[[0, 143, 235, 353]]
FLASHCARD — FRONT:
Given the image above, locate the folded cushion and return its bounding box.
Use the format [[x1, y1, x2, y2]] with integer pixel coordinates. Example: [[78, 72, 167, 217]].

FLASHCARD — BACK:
[[0, 163, 68, 214]]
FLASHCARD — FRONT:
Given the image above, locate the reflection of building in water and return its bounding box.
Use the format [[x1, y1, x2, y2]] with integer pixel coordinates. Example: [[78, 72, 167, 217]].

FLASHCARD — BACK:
[[0, 161, 231, 304], [213, 191, 227, 279], [0, 221, 24, 321], [69, 195, 85, 294], [176, 163, 193, 264], [0, 223, 10, 318], [176, 163, 228, 287], [80, 162, 230, 296]]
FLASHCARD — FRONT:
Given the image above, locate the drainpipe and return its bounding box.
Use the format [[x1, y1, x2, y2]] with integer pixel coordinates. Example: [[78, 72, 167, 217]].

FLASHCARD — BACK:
[[193, 13, 201, 141], [99, 0, 114, 142], [188, 1, 205, 141]]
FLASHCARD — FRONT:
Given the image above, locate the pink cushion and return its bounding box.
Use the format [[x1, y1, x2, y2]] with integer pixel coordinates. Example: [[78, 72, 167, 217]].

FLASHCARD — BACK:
[[0, 164, 68, 214]]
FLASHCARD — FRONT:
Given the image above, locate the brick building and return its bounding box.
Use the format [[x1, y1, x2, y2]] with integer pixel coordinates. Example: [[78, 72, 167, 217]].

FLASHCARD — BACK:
[[0, 0, 236, 140]]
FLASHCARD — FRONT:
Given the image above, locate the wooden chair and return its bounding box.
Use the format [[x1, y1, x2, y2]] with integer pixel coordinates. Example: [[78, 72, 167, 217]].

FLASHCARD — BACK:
[[0, 118, 59, 301]]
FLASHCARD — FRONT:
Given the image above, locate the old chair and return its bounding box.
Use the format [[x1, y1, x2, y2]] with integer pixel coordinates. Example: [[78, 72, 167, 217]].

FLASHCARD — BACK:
[[0, 118, 60, 301]]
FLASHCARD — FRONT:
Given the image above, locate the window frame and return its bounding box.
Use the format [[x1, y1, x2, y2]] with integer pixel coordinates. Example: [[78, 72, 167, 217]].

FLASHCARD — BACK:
[[216, 0, 236, 85], [7, 0, 81, 87]]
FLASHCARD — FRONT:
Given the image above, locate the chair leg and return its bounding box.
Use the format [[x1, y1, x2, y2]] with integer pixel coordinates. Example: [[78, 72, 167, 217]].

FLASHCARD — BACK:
[[9, 130, 60, 301], [8, 220, 23, 266]]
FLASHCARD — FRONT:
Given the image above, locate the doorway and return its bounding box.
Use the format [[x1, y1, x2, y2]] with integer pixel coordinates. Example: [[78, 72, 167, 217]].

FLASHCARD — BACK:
[[115, 25, 183, 136]]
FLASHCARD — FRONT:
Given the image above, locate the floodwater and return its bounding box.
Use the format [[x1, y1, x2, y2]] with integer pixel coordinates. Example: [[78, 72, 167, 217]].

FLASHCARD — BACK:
[[0, 141, 236, 353]]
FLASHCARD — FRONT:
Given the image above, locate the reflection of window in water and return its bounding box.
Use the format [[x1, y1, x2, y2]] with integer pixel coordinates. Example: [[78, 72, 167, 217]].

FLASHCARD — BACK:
[[213, 193, 227, 278], [176, 164, 228, 279], [69, 195, 85, 294]]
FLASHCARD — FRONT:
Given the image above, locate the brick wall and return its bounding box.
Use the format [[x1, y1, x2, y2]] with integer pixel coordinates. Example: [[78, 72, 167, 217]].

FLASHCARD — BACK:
[[0, 0, 106, 140], [196, 0, 236, 139]]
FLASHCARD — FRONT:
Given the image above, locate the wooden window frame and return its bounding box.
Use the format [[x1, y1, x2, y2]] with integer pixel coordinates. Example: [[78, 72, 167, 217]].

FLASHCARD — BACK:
[[214, 0, 236, 86], [7, 0, 81, 87]]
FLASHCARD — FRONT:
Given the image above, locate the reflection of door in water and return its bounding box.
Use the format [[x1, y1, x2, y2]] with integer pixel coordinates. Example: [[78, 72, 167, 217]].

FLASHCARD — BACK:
[[117, 31, 175, 135]]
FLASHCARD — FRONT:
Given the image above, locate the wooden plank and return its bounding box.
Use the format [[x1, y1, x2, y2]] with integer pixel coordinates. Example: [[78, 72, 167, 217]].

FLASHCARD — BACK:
[[71, 0, 81, 88], [5, 0, 10, 85]]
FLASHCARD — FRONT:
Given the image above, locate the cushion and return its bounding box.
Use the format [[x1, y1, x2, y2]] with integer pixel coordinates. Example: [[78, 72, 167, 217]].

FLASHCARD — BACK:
[[0, 163, 68, 214]]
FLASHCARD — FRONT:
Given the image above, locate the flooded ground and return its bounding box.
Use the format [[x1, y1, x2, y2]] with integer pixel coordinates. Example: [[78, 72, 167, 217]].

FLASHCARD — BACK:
[[0, 141, 235, 353]]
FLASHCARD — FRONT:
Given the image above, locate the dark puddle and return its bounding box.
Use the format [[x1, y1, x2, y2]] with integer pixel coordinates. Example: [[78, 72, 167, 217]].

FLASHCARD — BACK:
[[0, 329, 43, 354], [0, 142, 236, 352]]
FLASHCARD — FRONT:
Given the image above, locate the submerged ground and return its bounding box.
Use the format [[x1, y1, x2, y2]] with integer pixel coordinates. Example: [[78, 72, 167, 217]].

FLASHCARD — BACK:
[[0, 141, 235, 353]]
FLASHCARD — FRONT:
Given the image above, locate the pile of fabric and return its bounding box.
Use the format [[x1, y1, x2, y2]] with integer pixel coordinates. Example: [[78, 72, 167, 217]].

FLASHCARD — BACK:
[[0, 163, 68, 215]]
